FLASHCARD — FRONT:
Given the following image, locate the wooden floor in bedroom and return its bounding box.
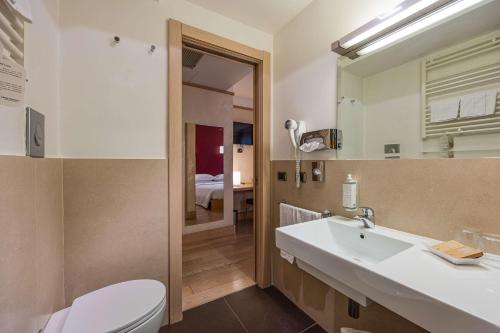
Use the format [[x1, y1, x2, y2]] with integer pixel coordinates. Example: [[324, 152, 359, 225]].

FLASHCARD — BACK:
[[182, 218, 255, 310], [185, 206, 224, 226]]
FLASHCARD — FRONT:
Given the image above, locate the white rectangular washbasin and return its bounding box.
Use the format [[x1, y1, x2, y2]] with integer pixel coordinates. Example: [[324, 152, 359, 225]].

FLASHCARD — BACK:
[[292, 217, 413, 265], [276, 216, 500, 333]]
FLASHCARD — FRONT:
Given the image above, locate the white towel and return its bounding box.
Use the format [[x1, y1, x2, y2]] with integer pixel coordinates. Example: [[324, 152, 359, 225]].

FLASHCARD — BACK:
[[430, 97, 460, 123], [299, 140, 326, 153], [460, 90, 498, 118], [485, 90, 498, 116], [279, 203, 322, 227]]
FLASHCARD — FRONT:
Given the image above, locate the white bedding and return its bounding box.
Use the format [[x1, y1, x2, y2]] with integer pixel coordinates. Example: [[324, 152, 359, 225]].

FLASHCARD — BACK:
[[196, 181, 224, 208]]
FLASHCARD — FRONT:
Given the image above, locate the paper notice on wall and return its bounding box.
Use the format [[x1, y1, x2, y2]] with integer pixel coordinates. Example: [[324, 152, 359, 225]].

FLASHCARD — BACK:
[[0, 55, 26, 107]]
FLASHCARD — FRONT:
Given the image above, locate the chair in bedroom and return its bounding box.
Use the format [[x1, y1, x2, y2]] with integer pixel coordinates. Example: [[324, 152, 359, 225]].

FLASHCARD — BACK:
[[244, 198, 253, 223]]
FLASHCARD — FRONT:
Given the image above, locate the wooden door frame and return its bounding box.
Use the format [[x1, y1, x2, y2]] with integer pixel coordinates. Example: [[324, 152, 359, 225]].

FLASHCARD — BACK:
[[168, 19, 271, 324]]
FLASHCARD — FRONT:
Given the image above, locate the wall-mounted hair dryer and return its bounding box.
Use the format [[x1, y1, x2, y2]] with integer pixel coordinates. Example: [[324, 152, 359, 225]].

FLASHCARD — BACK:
[[284, 119, 306, 149], [284, 119, 306, 189]]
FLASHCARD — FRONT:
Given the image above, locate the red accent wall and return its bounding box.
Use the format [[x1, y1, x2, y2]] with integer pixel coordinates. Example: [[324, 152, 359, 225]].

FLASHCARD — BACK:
[[196, 125, 224, 175]]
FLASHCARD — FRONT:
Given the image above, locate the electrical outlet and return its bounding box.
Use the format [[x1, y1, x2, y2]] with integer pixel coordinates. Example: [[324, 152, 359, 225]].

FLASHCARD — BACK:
[[277, 171, 287, 181]]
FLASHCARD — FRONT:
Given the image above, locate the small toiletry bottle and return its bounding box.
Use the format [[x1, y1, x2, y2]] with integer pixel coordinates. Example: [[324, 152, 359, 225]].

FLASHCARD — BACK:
[[342, 174, 358, 212]]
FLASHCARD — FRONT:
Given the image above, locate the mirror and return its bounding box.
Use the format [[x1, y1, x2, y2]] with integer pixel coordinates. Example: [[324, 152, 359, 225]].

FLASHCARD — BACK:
[[337, 0, 500, 160], [185, 124, 225, 226]]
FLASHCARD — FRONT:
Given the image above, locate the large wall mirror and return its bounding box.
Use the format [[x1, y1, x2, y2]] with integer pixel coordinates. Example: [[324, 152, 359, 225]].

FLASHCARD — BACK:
[[337, 0, 500, 160], [185, 124, 226, 226]]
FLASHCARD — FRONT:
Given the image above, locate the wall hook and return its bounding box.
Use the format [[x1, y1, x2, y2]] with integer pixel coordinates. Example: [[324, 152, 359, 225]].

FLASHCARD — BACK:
[[111, 36, 120, 46], [149, 45, 156, 54]]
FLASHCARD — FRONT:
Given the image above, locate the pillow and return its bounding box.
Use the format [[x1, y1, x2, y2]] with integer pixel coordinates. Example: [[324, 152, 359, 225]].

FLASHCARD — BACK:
[[196, 174, 215, 183], [213, 174, 224, 181]]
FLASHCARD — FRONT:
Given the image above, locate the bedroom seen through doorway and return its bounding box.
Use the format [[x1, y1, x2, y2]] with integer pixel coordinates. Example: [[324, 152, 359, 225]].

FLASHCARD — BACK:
[[182, 46, 256, 310]]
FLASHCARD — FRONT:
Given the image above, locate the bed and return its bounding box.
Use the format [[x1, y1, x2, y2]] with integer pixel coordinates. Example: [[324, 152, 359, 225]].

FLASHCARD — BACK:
[[195, 179, 224, 209]]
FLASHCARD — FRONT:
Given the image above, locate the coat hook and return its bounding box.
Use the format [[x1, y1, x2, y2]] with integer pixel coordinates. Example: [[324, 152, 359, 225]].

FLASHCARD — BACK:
[[149, 45, 156, 54], [111, 36, 120, 46]]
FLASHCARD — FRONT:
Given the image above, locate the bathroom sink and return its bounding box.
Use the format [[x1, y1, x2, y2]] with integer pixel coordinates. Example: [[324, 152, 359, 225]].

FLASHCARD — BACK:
[[288, 218, 413, 265], [276, 217, 414, 306], [276, 216, 500, 333]]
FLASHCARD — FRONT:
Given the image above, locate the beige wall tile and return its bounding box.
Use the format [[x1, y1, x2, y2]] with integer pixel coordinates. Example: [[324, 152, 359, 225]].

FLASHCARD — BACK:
[[63, 159, 168, 306], [0, 157, 37, 333], [273, 159, 500, 240], [0, 156, 64, 333], [34, 158, 65, 328]]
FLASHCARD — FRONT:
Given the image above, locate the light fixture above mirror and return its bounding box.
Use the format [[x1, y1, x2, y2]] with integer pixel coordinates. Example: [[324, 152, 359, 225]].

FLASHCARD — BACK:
[[332, 0, 492, 59]]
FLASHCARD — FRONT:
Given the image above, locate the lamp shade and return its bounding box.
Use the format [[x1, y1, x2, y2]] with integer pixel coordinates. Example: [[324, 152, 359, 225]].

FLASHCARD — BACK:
[[233, 171, 241, 186]]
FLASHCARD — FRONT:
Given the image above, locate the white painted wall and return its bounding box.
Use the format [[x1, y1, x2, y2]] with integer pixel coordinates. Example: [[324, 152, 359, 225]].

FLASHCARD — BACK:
[[0, 0, 61, 157], [60, 0, 272, 158], [363, 60, 422, 159], [233, 144, 254, 184], [273, 0, 401, 160], [232, 71, 254, 108], [233, 95, 255, 186], [233, 107, 253, 124]]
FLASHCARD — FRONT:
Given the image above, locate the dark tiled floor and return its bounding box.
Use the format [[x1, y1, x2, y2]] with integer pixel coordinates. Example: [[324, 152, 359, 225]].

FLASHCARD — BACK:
[[161, 286, 327, 333]]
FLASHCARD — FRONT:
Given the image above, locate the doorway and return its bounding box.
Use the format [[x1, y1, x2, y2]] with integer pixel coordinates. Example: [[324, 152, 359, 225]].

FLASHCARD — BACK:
[[182, 50, 256, 310], [168, 20, 271, 324]]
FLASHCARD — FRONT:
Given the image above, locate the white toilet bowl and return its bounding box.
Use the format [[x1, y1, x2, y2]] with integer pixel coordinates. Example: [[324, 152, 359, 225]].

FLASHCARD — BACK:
[[45, 280, 166, 333]]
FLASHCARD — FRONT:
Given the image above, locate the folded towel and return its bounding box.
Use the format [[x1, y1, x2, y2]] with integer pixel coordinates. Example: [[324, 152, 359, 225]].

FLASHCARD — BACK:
[[280, 250, 295, 264], [279, 203, 322, 227], [460, 91, 485, 118], [430, 97, 460, 122], [485, 90, 498, 116], [299, 141, 326, 153], [460, 90, 498, 118]]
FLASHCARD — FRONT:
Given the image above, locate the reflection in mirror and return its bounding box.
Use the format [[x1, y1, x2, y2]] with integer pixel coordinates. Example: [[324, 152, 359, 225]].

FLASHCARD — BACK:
[[185, 124, 225, 226], [337, 0, 500, 160]]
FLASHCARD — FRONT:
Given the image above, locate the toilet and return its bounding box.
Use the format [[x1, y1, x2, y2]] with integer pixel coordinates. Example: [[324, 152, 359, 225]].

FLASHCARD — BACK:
[[45, 280, 166, 333]]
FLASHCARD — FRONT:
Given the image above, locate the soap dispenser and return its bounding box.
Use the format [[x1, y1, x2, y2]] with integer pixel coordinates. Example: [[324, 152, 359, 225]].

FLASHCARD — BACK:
[[342, 174, 358, 212]]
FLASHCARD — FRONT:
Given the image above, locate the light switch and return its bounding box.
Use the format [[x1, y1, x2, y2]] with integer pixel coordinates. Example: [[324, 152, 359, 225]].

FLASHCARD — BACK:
[[26, 107, 45, 158]]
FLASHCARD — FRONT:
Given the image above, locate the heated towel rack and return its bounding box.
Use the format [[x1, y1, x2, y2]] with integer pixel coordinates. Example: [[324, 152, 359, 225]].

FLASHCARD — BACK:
[[422, 29, 500, 139], [0, 1, 24, 65], [278, 201, 332, 218]]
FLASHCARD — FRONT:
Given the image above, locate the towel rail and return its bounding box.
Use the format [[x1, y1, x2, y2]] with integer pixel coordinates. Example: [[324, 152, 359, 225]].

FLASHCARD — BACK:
[[0, 1, 24, 65], [278, 201, 332, 218], [422, 30, 500, 139]]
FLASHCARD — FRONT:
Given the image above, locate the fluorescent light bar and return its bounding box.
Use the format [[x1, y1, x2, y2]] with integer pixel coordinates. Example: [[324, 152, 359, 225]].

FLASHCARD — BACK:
[[341, 0, 440, 49], [357, 0, 488, 56]]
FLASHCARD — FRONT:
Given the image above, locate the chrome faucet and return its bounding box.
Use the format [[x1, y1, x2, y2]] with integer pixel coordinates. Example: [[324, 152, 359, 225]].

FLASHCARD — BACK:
[[354, 207, 375, 228]]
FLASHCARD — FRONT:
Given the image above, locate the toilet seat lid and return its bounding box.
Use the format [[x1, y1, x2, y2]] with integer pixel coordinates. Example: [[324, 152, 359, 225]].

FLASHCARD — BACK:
[[62, 280, 166, 333]]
